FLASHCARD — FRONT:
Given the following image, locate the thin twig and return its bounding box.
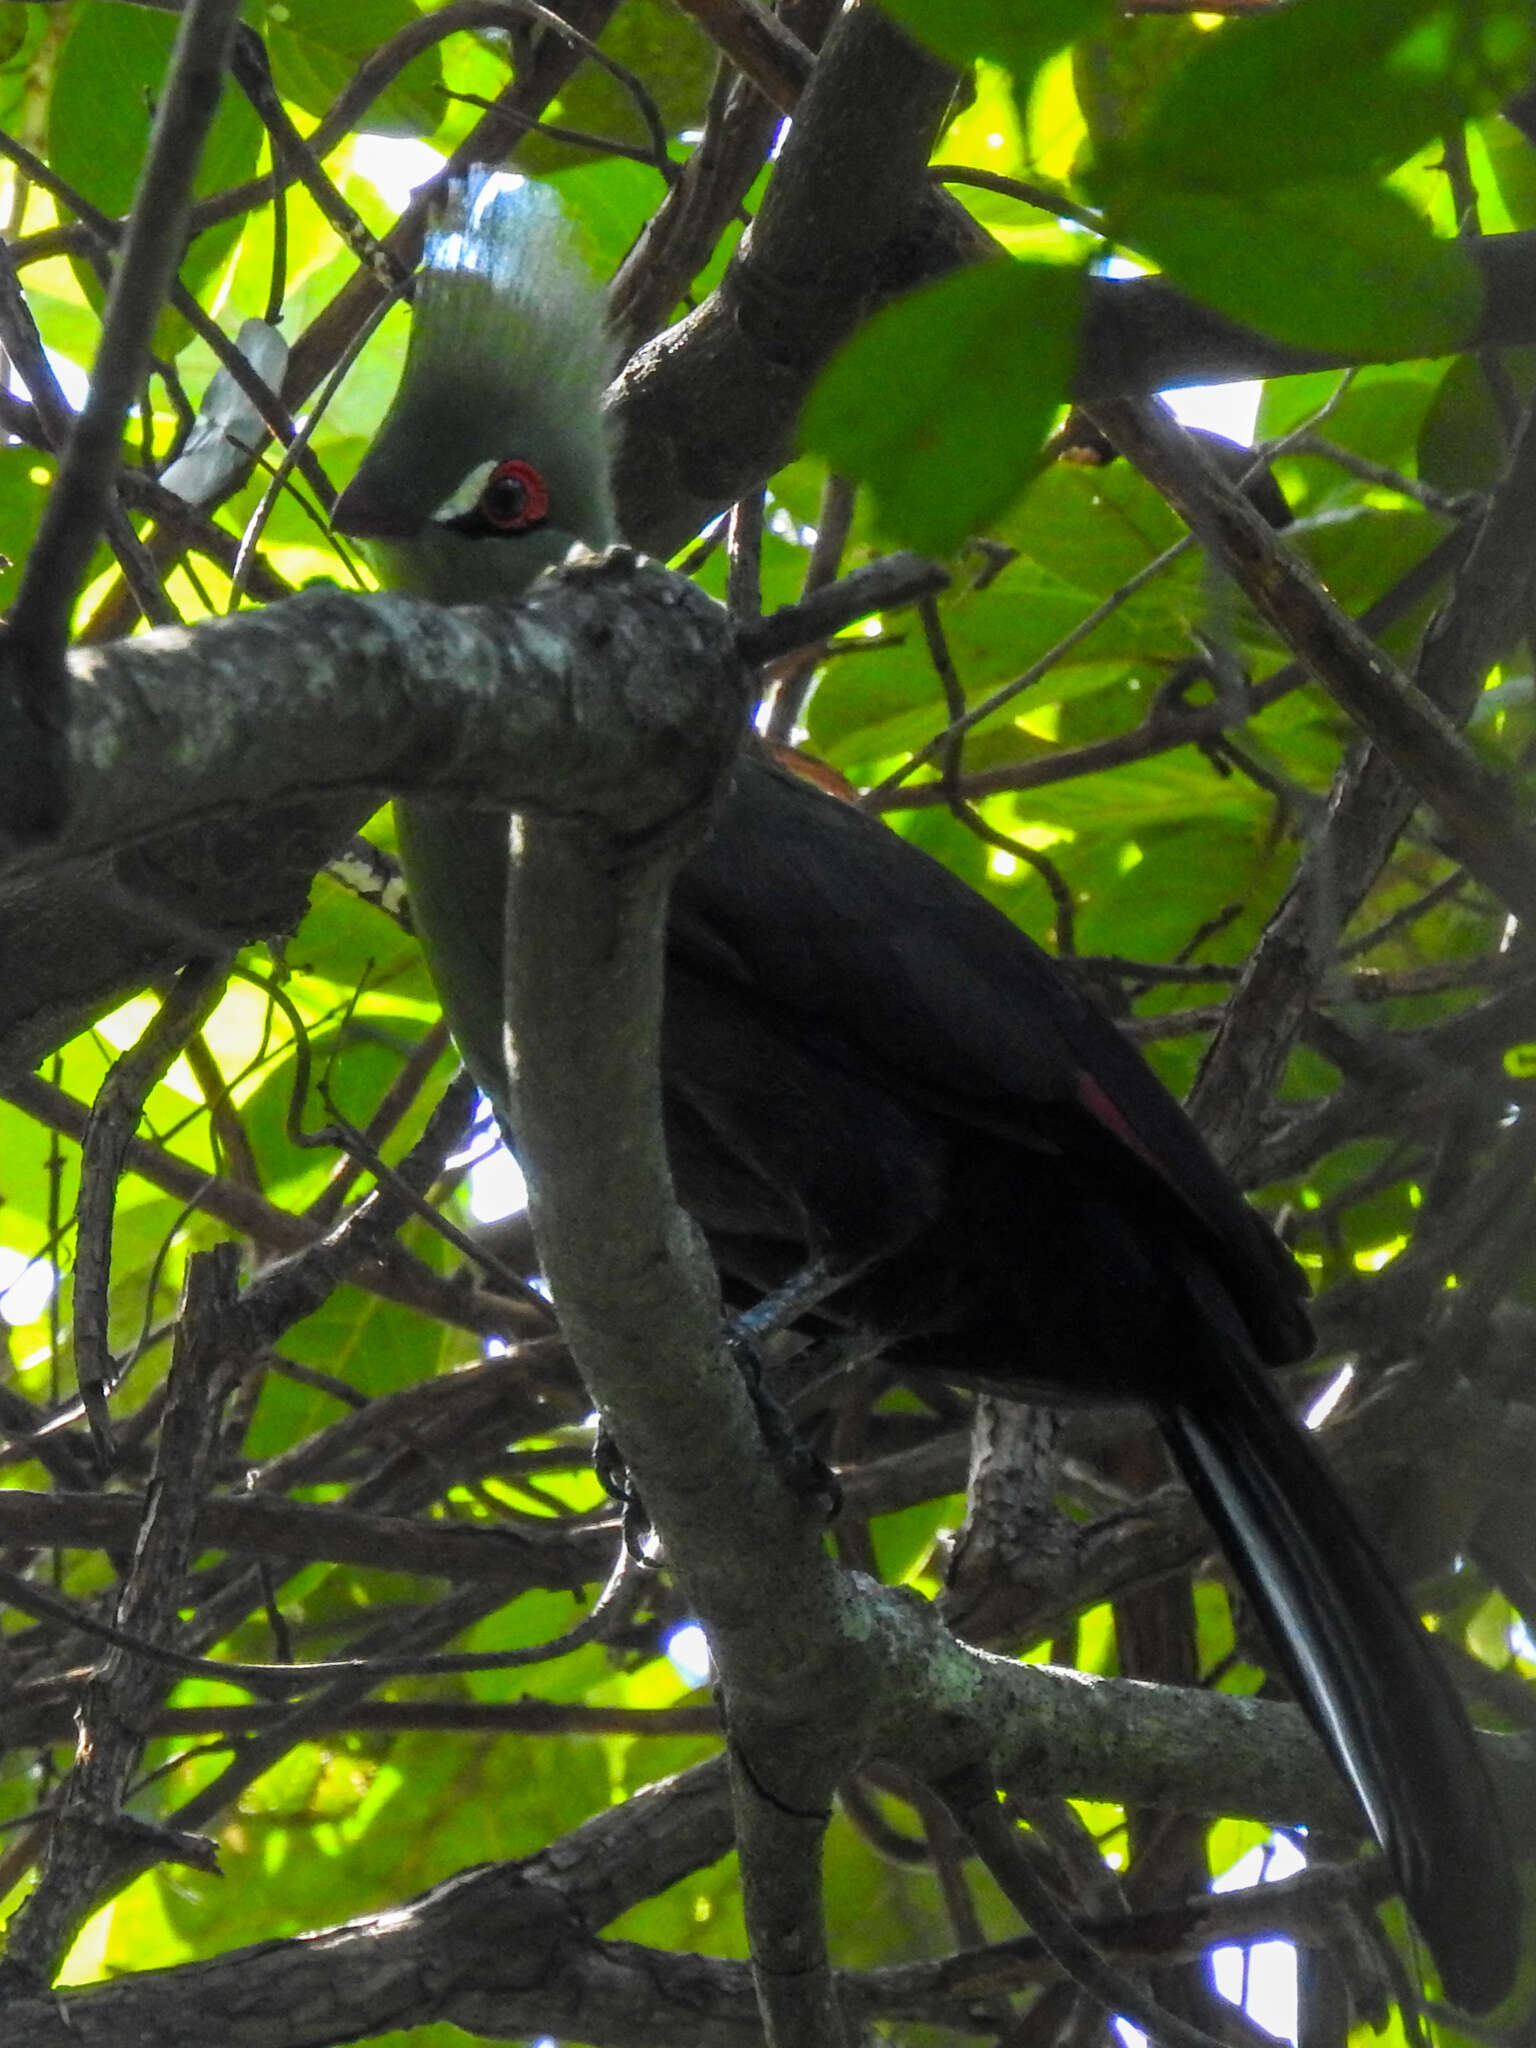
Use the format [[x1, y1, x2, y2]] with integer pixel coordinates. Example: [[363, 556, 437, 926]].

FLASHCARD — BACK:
[[671, 0, 814, 113], [6, 0, 246, 664], [765, 471, 856, 741], [930, 162, 1104, 235], [74, 958, 230, 1466], [878, 518, 1472, 814], [0, 1072, 548, 1343], [924, 593, 1078, 952], [727, 489, 764, 622], [1089, 394, 1536, 921], [229, 26, 403, 290], [2, 1244, 241, 1984]]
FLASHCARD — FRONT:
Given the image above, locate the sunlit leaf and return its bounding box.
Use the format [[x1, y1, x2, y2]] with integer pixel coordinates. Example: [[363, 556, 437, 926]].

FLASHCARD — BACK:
[[267, 0, 444, 140], [1094, 0, 1535, 193], [1111, 181, 1481, 357], [882, 0, 1112, 92], [50, 4, 263, 336], [803, 259, 1085, 556]]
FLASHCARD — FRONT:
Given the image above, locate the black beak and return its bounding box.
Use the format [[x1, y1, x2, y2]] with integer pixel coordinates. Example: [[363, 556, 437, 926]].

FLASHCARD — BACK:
[[331, 470, 423, 542]]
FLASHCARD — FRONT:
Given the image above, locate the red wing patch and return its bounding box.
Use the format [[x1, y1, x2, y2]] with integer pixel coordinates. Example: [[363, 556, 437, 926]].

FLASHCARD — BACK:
[[767, 744, 860, 803], [1073, 1070, 1175, 1187]]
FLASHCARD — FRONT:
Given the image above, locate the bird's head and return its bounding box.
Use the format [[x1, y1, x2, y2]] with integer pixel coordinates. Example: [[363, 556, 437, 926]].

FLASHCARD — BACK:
[[332, 171, 615, 604]]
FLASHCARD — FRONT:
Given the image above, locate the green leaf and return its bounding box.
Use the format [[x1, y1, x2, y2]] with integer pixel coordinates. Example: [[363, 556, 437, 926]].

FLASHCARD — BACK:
[[1291, 499, 1440, 606], [236, 1010, 443, 1205], [1257, 360, 1445, 470], [802, 259, 1084, 557], [881, 0, 1112, 91], [1112, 182, 1480, 358], [515, 0, 714, 173], [266, 0, 444, 140], [1419, 349, 1536, 493], [50, 4, 263, 339], [0, 443, 57, 618], [547, 157, 668, 282], [801, 452, 1285, 767], [1072, 14, 1205, 154], [1094, 0, 1535, 194], [1482, 108, 1536, 231], [0, 3, 30, 69], [0, 5, 50, 134], [0, 4, 46, 132], [1005, 453, 1188, 590]]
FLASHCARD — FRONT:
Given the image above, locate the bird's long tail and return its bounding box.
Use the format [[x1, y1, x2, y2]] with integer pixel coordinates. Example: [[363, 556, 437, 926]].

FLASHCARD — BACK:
[[1156, 1323, 1518, 2012]]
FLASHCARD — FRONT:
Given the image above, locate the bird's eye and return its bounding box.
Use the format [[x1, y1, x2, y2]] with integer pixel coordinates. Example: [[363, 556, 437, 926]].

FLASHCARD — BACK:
[[478, 458, 549, 533]]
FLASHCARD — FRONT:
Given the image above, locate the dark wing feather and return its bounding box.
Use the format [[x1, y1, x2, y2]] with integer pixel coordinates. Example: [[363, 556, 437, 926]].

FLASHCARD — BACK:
[[1160, 1261, 1519, 2013], [670, 749, 1310, 1363]]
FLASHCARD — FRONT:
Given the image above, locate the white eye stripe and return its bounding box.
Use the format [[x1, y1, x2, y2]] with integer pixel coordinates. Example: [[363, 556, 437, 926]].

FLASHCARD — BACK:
[[431, 460, 498, 524]]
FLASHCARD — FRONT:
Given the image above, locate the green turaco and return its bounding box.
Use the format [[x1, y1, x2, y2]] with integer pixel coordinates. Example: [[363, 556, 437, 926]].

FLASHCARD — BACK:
[[333, 170, 1519, 2013]]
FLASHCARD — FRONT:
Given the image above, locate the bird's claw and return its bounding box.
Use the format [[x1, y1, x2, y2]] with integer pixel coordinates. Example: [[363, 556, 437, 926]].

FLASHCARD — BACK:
[[726, 1326, 841, 1518], [593, 1424, 656, 1563]]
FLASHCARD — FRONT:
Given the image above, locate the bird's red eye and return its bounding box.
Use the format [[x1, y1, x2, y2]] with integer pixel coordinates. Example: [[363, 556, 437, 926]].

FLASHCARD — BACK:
[[477, 458, 549, 532]]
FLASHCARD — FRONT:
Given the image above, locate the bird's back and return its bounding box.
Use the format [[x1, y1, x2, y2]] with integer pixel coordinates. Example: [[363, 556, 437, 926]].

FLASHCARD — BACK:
[[663, 746, 1312, 1385]]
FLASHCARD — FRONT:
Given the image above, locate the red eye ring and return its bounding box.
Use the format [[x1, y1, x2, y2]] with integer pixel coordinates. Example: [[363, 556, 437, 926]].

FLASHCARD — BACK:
[[478, 458, 549, 532]]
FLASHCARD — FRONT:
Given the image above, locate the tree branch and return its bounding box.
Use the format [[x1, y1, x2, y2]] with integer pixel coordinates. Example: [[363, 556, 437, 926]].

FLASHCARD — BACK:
[[1089, 395, 1536, 924], [2, 554, 740, 870]]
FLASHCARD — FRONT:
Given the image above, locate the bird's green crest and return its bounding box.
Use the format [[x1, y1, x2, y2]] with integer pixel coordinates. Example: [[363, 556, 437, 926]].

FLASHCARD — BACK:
[[336, 170, 616, 600], [406, 172, 613, 438]]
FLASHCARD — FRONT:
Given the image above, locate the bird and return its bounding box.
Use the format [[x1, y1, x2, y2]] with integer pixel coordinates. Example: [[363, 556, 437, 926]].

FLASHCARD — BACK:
[[331, 169, 1520, 2013]]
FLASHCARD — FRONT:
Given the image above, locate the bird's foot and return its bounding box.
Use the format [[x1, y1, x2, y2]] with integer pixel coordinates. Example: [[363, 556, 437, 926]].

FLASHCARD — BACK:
[[593, 1425, 657, 1562], [730, 1256, 847, 1343], [725, 1324, 841, 1518]]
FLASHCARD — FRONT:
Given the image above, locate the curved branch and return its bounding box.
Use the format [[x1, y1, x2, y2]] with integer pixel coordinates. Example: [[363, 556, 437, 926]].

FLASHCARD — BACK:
[[2, 554, 741, 871], [1088, 396, 1536, 925]]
